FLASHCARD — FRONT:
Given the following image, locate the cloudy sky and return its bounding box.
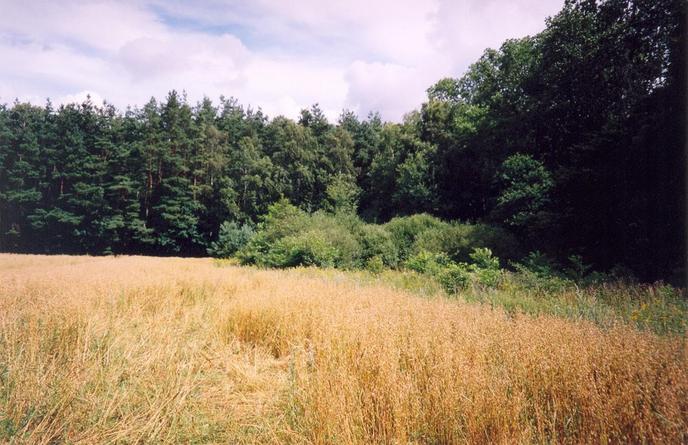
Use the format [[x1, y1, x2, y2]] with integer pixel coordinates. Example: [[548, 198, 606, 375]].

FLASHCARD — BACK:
[[0, 0, 563, 121]]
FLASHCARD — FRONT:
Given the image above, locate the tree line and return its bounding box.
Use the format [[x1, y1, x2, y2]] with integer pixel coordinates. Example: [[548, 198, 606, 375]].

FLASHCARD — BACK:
[[0, 0, 685, 282]]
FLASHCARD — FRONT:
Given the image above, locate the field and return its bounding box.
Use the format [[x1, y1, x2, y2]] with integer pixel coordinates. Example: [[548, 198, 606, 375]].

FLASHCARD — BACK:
[[1, 254, 686, 444]]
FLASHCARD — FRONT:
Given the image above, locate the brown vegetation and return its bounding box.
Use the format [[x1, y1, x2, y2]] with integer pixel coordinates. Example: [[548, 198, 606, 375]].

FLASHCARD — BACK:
[[1, 254, 686, 443]]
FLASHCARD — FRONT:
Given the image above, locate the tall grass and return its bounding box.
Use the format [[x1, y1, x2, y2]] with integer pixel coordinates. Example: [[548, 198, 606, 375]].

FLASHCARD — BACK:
[[1, 254, 686, 443], [272, 264, 688, 335]]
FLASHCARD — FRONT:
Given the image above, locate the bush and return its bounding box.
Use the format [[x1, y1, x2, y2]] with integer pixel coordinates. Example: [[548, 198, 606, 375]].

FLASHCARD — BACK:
[[413, 222, 521, 264], [516, 251, 559, 276], [468, 248, 502, 287], [437, 263, 471, 294], [236, 234, 269, 265], [207, 222, 255, 258], [237, 200, 308, 266], [238, 200, 362, 269], [404, 250, 452, 275], [404, 248, 502, 293], [365, 256, 385, 274], [384, 214, 448, 261], [270, 230, 338, 268], [238, 201, 514, 291], [511, 251, 573, 293], [258, 199, 309, 241], [357, 224, 399, 268], [469, 247, 500, 270], [308, 212, 362, 269]]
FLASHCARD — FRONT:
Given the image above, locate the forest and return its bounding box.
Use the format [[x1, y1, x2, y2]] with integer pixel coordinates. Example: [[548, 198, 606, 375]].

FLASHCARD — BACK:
[[0, 0, 685, 283]]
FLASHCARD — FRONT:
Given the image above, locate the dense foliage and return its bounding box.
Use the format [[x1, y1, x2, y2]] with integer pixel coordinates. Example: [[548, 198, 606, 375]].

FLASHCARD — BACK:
[[231, 199, 519, 275], [232, 200, 662, 305], [0, 0, 685, 282]]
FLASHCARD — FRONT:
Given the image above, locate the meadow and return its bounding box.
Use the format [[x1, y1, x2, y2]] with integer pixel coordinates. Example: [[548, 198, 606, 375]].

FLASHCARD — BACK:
[[1, 254, 686, 444]]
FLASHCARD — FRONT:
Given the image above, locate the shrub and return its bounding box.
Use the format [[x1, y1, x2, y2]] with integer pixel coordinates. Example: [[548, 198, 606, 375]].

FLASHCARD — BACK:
[[365, 256, 385, 274], [238, 201, 362, 269], [437, 263, 470, 294], [207, 222, 255, 258], [405, 248, 504, 292], [384, 214, 448, 261], [565, 254, 593, 282], [510, 251, 573, 293], [269, 230, 338, 268], [468, 248, 502, 287], [357, 224, 399, 268], [259, 199, 309, 240], [239, 201, 515, 289], [237, 200, 308, 266], [236, 234, 268, 265], [517, 251, 559, 277], [413, 222, 521, 264], [404, 250, 452, 275], [308, 212, 362, 269], [469, 247, 500, 270]]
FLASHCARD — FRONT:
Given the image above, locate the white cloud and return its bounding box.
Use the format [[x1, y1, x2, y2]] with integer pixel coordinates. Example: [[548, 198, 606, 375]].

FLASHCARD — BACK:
[[345, 61, 432, 122], [432, 0, 563, 74], [242, 56, 348, 120], [56, 90, 105, 107], [0, 0, 564, 121], [0, 37, 119, 101], [0, 1, 167, 52]]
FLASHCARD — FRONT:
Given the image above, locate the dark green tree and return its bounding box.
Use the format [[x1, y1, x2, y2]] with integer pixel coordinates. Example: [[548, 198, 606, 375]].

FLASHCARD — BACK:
[[149, 91, 203, 253], [492, 154, 553, 241]]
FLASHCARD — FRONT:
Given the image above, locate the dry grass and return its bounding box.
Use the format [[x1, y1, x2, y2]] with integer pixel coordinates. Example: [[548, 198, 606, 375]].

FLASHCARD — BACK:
[[0, 254, 686, 444]]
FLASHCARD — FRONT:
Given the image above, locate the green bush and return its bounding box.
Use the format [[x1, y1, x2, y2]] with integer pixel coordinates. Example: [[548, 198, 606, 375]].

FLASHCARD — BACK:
[[365, 256, 385, 274], [511, 251, 573, 293], [236, 234, 267, 265], [404, 248, 502, 293], [404, 250, 452, 275], [257, 199, 309, 241], [357, 224, 399, 268], [237, 200, 307, 266], [271, 230, 338, 268], [437, 263, 471, 294], [516, 251, 559, 276], [239, 201, 510, 291], [511, 251, 630, 290], [308, 212, 362, 269], [207, 221, 255, 258], [238, 200, 363, 269], [384, 214, 448, 261], [413, 222, 521, 264], [468, 248, 502, 287], [469, 247, 500, 270]]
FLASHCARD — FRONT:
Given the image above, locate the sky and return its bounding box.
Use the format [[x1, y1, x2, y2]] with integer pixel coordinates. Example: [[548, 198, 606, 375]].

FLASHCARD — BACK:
[[0, 0, 563, 122]]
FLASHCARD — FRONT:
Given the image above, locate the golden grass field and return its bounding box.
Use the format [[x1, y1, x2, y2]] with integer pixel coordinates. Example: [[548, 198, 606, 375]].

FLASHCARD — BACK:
[[0, 254, 686, 444]]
